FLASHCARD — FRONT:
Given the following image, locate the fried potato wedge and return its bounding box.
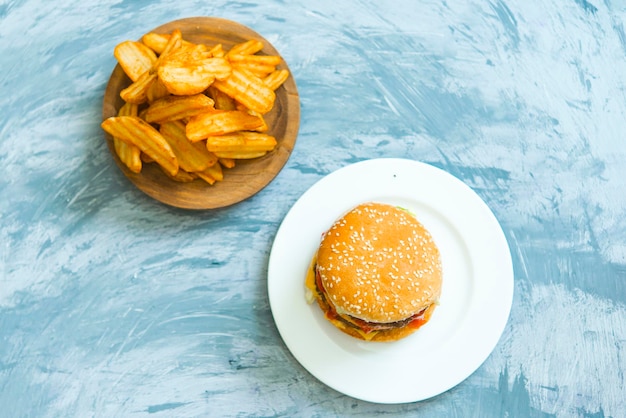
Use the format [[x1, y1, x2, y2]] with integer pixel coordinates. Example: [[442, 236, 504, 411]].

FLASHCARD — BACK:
[[207, 85, 237, 111], [141, 153, 154, 163], [144, 94, 215, 124], [208, 43, 225, 58], [166, 43, 211, 62], [212, 68, 275, 114], [120, 70, 157, 104], [205, 131, 277, 153], [154, 29, 183, 66], [212, 150, 269, 159], [114, 41, 157, 82], [186, 110, 264, 141], [146, 77, 171, 103], [114, 138, 142, 173], [229, 54, 281, 77], [228, 54, 281, 78], [160, 121, 218, 172], [218, 157, 236, 169], [158, 55, 231, 96], [178, 42, 209, 55], [196, 163, 224, 185], [263, 69, 290, 91], [160, 166, 198, 182], [236, 107, 268, 132], [113, 102, 142, 173], [228, 54, 282, 67], [142, 32, 195, 55], [227, 39, 264, 56], [102, 116, 178, 176]]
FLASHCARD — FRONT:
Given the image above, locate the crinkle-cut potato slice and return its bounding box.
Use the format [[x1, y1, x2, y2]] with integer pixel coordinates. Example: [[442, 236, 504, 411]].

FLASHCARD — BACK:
[[228, 53, 281, 67], [154, 29, 184, 66], [212, 150, 268, 159], [113, 102, 142, 173], [207, 85, 237, 110], [120, 70, 157, 104], [114, 138, 142, 174], [142, 32, 196, 55], [101, 116, 178, 176], [228, 53, 281, 78], [143, 94, 215, 124], [208, 43, 225, 58], [114, 41, 157, 82], [263, 69, 290, 91], [186, 110, 265, 141], [160, 166, 198, 183], [158, 54, 231, 96], [205, 131, 276, 153], [218, 157, 236, 169], [159, 121, 218, 173], [102, 17, 300, 209], [196, 162, 224, 185], [237, 107, 268, 132], [227, 39, 264, 56], [146, 78, 171, 103], [140, 152, 154, 163], [212, 68, 276, 114]]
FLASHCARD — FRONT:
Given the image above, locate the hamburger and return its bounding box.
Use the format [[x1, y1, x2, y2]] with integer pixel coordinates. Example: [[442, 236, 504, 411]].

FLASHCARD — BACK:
[[305, 202, 442, 342]]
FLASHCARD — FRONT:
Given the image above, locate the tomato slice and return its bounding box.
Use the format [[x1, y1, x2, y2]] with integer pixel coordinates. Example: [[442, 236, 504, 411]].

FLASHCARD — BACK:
[[408, 316, 427, 329]]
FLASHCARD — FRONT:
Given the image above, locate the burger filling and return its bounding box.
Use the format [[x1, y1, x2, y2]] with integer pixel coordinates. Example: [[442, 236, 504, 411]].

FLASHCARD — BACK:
[[313, 264, 431, 335]]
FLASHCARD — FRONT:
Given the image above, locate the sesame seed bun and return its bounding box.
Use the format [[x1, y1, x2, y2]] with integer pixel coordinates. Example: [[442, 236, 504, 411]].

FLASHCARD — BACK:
[[305, 202, 442, 342]]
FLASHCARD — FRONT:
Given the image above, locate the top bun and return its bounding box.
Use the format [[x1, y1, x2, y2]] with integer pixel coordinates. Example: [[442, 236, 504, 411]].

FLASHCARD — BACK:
[[316, 202, 442, 323]]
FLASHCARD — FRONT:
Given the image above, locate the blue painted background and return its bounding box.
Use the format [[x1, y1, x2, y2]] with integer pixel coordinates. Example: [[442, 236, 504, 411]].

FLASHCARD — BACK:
[[1, 0, 625, 416]]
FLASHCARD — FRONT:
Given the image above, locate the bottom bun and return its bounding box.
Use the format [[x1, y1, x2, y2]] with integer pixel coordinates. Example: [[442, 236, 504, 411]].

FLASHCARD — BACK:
[[324, 309, 433, 342], [305, 251, 436, 342]]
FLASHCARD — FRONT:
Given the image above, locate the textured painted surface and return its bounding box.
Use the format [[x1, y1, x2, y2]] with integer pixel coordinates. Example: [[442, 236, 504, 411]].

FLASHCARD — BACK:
[[1, 0, 625, 416]]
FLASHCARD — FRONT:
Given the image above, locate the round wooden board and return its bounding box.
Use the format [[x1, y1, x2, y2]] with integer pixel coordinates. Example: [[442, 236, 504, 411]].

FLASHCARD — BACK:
[[102, 17, 300, 209]]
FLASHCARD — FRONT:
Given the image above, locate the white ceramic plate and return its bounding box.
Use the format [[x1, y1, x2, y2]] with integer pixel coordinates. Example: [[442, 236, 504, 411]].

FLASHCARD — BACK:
[[267, 158, 514, 404]]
